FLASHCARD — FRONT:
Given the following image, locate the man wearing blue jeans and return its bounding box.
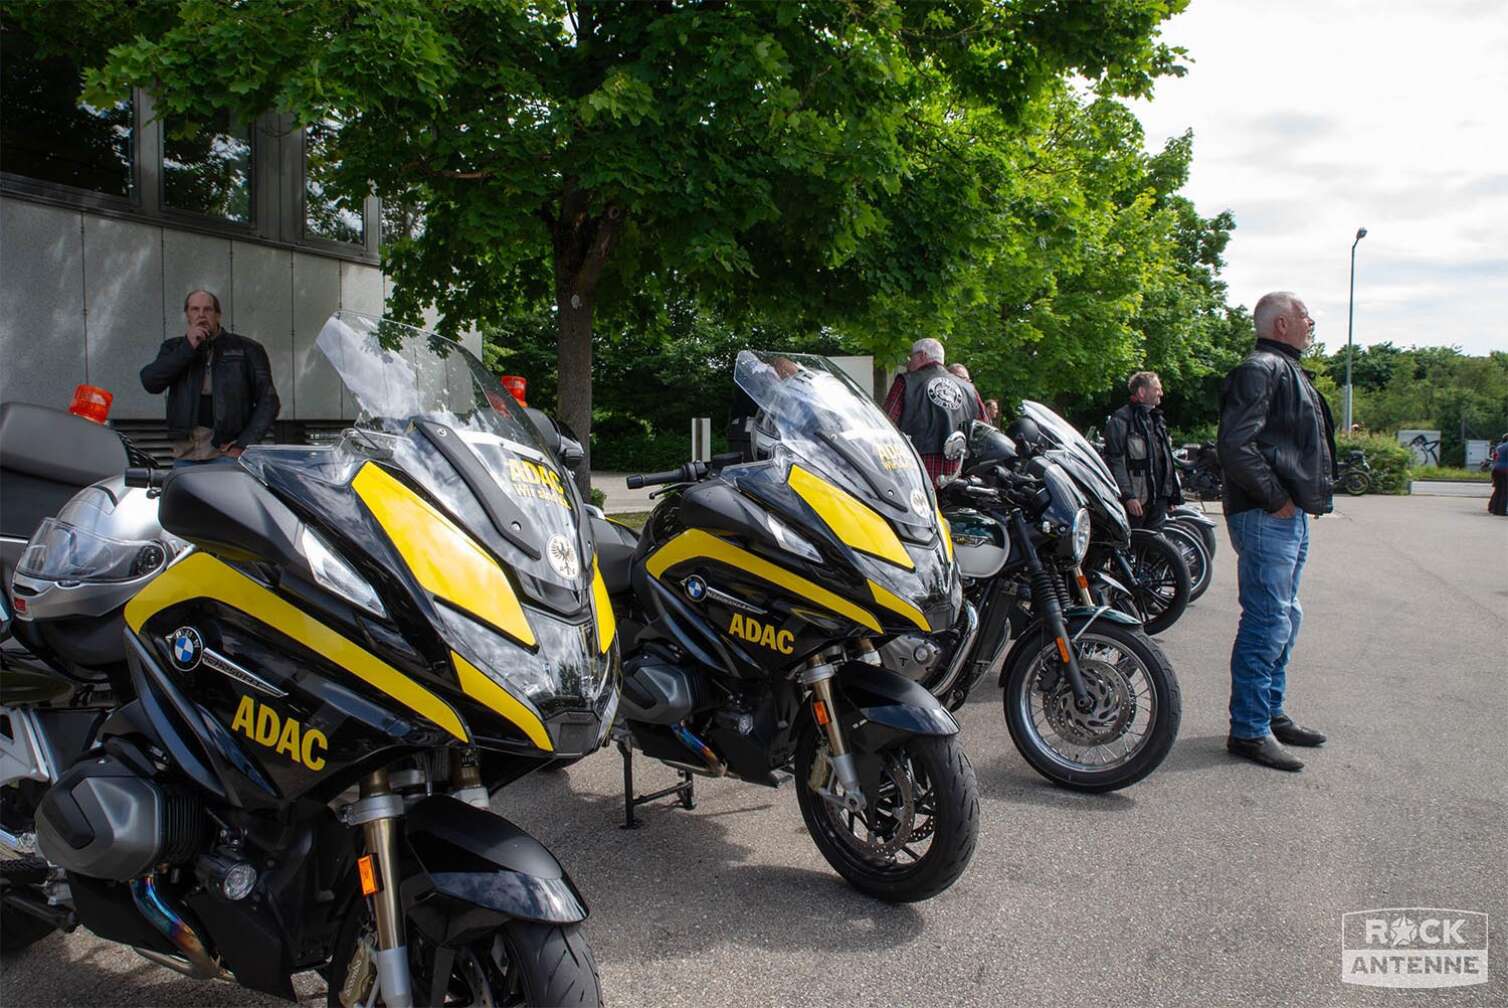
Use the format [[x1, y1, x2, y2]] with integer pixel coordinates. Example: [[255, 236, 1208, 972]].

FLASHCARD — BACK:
[[1217, 292, 1337, 771]]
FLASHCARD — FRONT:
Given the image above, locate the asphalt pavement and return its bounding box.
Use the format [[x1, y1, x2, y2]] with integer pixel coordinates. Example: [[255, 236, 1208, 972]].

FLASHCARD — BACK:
[[3, 495, 1505, 1007]]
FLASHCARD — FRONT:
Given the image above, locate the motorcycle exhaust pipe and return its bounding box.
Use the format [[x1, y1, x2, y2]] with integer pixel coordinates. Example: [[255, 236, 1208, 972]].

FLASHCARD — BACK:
[[129, 875, 223, 980]]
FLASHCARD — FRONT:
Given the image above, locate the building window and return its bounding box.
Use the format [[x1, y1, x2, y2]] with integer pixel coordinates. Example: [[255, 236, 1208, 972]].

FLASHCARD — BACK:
[[303, 119, 364, 245], [162, 112, 252, 223], [0, 23, 133, 198]]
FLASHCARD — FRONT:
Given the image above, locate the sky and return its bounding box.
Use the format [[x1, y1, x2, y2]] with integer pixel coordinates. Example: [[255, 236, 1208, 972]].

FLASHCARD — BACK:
[[1129, 0, 1508, 357]]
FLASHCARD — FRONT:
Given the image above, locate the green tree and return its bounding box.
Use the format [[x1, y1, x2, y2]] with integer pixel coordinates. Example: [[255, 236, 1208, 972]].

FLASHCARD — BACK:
[[37, 0, 1187, 486]]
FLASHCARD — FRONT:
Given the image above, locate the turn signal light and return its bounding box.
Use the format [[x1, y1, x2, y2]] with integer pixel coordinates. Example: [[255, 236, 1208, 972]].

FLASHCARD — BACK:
[[69, 384, 112, 424], [357, 854, 380, 896]]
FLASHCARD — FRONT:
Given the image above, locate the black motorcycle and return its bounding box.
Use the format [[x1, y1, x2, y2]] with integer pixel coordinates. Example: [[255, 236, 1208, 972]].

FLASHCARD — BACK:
[[592, 351, 978, 903], [1, 313, 614, 1007], [917, 423, 1180, 792], [1173, 441, 1223, 501], [1337, 449, 1372, 496], [1018, 403, 1190, 635]]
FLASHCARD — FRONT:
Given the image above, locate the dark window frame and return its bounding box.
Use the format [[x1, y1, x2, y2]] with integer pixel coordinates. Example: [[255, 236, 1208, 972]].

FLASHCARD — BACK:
[[0, 75, 381, 266]]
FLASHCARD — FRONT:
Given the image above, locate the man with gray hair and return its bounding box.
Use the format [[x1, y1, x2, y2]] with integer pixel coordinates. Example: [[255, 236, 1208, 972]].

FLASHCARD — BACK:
[[1103, 370, 1181, 529], [1217, 291, 1336, 772], [883, 338, 984, 486]]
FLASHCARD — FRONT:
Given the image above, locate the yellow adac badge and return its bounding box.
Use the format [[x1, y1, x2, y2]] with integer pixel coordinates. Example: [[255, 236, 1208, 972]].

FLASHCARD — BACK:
[[505, 458, 571, 509], [230, 695, 328, 771], [727, 613, 795, 654]]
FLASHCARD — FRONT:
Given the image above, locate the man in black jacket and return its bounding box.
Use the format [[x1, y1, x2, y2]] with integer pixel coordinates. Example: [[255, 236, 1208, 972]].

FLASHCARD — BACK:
[[1217, 291, 1336, 772], [141, 289, 279, 466], [1103, 371, 1181, 529]]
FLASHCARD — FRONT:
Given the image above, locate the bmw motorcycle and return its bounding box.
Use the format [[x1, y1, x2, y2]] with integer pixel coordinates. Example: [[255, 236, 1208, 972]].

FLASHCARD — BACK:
[[901, 423, 1181, 792], [1, 312, 613, 1007], [591, 351, 978, 903]]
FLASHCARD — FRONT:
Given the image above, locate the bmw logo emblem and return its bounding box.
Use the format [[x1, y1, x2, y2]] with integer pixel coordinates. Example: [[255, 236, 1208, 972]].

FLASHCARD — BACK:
[[683, 576, 707, 602], [169, 627, 203, 671]]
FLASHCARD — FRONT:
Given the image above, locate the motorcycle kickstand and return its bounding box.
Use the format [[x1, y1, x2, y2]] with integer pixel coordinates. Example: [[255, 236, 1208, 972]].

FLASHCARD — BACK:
[[618, 740, 696, 830]]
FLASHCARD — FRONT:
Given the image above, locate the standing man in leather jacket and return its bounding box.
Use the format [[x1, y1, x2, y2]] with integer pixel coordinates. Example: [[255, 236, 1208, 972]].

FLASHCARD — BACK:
[[141, 289, 280, 467], [1103, 371, 1181, 530], [883, 338, 985, 487], [1217, 291, 1336, 772]]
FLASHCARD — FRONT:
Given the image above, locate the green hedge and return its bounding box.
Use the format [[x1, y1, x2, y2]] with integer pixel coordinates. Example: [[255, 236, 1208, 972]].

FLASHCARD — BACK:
[[1337, 433, 1411, 495]]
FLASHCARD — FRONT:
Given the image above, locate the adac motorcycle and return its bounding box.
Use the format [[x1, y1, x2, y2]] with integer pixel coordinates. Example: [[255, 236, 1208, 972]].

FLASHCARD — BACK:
[[1, 312, 613, 1007], [901, 423, 1181, 792], [591, 351, 978, 903]]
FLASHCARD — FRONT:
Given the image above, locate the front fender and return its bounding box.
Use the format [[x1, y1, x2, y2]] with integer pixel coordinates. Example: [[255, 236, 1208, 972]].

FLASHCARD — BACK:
[[401, 795, 587, 943], [832, 662, 958, 737], [997, 607, 1143, 687], [1063, 605, 1141, 628]]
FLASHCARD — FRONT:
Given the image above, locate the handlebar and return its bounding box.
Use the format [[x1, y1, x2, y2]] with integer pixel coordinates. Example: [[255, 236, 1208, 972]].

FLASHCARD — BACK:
[[626, 452, 744, 490], [124, 467, 167, 490]]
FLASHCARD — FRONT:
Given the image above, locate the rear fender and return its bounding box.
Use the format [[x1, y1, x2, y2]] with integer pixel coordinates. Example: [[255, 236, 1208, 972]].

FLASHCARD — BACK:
[[401, 795, 587, 946]]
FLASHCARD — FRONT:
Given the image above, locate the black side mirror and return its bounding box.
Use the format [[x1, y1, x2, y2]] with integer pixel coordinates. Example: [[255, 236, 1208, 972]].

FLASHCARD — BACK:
[[558, 436, 585, 471]]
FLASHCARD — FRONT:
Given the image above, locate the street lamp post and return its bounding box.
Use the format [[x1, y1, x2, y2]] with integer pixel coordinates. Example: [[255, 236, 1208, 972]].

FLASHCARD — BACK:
[[1344, 226, 1368, 433]]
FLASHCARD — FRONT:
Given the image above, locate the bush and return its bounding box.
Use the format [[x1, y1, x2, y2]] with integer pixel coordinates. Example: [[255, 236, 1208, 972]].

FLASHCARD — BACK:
[[1408, 466, 1490, 483], [589, 487, 607, 508], [589, 427, 731, 472], [1337, 433, 1411, 494]]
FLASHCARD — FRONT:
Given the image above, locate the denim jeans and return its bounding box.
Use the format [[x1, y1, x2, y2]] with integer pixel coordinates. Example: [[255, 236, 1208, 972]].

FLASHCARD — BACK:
[[1226, 508, 1310, 739]]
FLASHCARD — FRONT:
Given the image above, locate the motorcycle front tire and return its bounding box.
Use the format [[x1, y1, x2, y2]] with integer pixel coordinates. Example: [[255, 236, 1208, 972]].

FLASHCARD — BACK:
[[327, 897, 601, 1007], [1124, 530, 1190, 635], [1001, 620, 1181, 792], [794, 724, 978, 904], [1342, 471, 1370, 496]]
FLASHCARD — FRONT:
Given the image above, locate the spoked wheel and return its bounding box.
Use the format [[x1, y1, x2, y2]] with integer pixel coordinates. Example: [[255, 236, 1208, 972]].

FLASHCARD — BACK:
[[1168, 515, 1218, 562], [1342, 471, 1370, 496], [1161, 523, 1211, 602], [1109, 530, 1190, 635], [328, 898, 600, 1007], [1002, 620, 1181, 792], [794, 725, 978, 903]]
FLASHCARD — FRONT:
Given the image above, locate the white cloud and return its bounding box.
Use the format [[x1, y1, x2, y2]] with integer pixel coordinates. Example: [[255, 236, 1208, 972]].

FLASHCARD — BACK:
[[1131, 0, 1508, 355]]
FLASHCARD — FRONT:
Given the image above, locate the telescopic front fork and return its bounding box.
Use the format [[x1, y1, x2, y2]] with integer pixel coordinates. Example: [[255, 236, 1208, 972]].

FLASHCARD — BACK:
[[1008, 511, 1091, 708], [348, 769, 413, 1008], [802, 655, 866, 814]]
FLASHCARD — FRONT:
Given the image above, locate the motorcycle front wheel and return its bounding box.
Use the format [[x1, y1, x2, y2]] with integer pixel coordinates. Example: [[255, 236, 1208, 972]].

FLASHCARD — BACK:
[[1002, 621, 1181, 792], [1342, 471, 1370, 496], [1161, 523, 1212, 602], [794, 724, 978, 903], [327, 895, 601, 1007], [1106, 530, 1190, 635]]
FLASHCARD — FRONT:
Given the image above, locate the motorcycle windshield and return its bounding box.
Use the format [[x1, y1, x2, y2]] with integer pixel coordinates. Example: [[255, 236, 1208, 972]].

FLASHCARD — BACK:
[[1021, 400, 1121, 501], [317, 311, 586, 587], [734, 350, 935, 531]]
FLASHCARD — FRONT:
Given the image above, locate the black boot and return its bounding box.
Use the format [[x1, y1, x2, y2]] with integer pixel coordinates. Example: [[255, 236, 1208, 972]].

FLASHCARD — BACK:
[[1270, 715, 1326, 747], [1227, 734, 1304, 771]]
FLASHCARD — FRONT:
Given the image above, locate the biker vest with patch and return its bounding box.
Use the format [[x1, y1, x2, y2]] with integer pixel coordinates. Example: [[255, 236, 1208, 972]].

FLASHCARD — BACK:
[[899, 364, 981, 454]]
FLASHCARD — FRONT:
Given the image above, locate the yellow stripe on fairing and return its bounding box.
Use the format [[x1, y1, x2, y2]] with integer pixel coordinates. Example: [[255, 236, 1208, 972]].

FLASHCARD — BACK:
[[591, 556, 616, 653], [125, 552, 468, 741], [867, 579, 932, 632], [645, 528, 881, 633], [450, 651, 553, 752], [787, 464, 914, 570], [352, 463, 536, 648]]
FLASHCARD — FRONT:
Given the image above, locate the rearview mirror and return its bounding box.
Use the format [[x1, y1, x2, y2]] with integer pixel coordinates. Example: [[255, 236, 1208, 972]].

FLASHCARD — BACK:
[[558, 436, 585, 471]]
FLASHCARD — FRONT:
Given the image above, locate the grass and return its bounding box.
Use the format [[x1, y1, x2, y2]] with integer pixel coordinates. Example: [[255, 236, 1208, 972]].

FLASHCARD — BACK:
[[605, 510, 653, 530], [1409, 466, 1491, 483]]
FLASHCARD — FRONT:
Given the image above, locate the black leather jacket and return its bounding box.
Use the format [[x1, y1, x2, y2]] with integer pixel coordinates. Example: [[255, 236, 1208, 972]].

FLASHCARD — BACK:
[[140, 329, 280, 448], [1217, 339, 1337, 516], [1104, 402, 1182, 507]]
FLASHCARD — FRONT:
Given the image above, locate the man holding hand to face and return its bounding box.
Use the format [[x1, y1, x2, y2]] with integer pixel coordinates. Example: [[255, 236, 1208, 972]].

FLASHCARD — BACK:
[[141, 289, 279, 466]]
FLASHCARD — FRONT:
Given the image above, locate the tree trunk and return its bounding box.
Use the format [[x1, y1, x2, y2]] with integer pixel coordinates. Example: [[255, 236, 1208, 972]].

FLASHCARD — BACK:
[[549, 186, 622, 497]]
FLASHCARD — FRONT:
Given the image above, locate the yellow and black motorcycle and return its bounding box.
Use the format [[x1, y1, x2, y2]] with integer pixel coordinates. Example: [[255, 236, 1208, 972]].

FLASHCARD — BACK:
[[1, 313, 614, 1006], [595, 351, 979, 903]]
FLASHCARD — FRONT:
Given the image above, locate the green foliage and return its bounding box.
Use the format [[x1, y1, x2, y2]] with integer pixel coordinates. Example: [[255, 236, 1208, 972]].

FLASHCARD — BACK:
[[588, 487, 607, 509], [1409, 466, 1490, 483], [1337, 434, 1412, 495], [43, 0, 1190, 482], [1318, 348, 1508, 466]]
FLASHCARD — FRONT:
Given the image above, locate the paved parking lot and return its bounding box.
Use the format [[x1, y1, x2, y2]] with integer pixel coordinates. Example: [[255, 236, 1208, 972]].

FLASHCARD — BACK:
[[4, 495, 1504, 1007]]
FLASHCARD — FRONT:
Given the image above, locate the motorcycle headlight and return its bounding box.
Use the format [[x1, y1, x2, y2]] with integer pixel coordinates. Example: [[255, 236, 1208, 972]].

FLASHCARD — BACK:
[[299, 526, 387, 618], [1070, 507, 1091, 563]]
